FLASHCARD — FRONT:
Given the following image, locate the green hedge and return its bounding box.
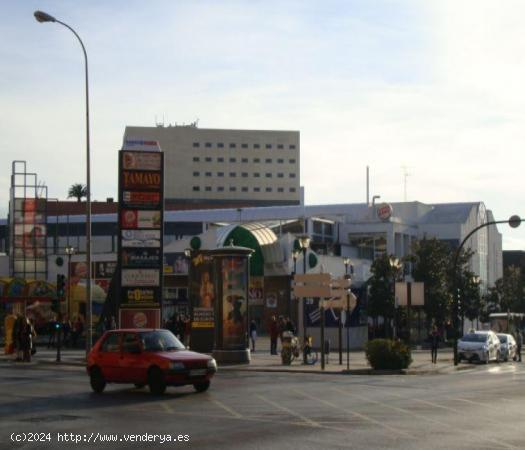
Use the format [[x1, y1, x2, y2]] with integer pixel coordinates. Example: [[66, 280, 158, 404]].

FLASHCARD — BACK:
[[365, 339, 412, 370]]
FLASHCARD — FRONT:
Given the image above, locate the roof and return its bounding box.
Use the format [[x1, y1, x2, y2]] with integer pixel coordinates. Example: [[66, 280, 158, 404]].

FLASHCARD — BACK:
[[420, 203, 480, 224], [216, 222, 277, 247]]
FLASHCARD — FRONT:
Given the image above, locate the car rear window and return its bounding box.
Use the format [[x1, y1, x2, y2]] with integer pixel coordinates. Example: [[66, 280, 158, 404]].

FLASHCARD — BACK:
[[461, 333, 487, 342], [497, 335, 507, 343]]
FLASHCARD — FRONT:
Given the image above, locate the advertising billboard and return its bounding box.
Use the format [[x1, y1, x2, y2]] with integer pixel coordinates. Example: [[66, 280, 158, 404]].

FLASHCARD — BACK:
[[121, 210, 161, 229], [122, 171, 162, 190], [164, 253, 189, 275], [221, 256, 248, 349], [122, 191, 161, 209], [122, 151, 161, 170], [122, 248, 162, 267], [189, 252, 215, 328], [119, 308, 161, 329]]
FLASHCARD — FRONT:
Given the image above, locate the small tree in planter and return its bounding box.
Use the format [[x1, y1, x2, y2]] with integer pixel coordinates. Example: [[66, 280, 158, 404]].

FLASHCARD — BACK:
[[365, 338, 412, 370]]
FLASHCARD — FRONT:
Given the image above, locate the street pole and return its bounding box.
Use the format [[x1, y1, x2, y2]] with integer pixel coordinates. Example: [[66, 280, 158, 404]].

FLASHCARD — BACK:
[[34, 11, 92, 355], [343, 258, 351, 371], [320, 300, 325, 370], [302, 246, 307, 364], [407, 281, 412, 346]]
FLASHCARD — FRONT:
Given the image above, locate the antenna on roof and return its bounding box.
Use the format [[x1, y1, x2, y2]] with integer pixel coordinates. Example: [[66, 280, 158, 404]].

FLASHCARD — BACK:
[[402, 165, 411, 202]]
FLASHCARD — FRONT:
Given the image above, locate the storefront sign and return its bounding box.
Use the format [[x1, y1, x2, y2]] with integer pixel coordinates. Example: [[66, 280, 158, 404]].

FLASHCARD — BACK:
[[121, 210, 161, 229], [122, 171, 162, 190], [121, 229, 161, 248], [121, 287, 160, 306], [121, 269, 160, 287], [192, 308, 214, 328], [377, 203, 393, 221], [122, 248, 161, 267], [122, 151, 161, 170], [122, 191, 161, 209]]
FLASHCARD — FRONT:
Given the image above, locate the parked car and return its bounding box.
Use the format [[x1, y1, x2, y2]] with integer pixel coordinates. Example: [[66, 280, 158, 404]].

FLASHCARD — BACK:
[[497, 333, 517, 362], [458, 331, 501, 363], [87, 329, 217, 394]]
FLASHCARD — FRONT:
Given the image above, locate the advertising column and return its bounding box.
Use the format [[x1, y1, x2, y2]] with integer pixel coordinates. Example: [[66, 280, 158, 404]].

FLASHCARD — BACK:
[[117, 140, 164, 329]]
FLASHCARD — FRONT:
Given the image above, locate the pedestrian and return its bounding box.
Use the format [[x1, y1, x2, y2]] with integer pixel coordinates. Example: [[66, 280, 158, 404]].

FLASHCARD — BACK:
[[47, 316, 57, 349], [516, 330, 522, 362], [20, 317, 36, 362], [72, 317, 84, 348], [268, 315, 279, 355], [430, 325, 439, 364], [249, 320, 257, 352], [62, 317, 72, 348]]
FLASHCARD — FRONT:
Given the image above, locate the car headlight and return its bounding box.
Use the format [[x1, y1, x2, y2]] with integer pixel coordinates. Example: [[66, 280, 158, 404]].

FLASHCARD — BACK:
[[169, 361, 186, 371], [207, 358, 217, 370]]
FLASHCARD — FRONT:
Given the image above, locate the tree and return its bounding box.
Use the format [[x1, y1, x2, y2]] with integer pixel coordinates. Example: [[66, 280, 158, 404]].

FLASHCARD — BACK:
[[483, 266, 525, 314], [68, 183, 87, 202]]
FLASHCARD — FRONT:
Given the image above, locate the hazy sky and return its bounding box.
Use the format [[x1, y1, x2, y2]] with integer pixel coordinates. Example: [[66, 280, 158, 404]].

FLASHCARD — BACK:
[[2, 1, 524, 249]]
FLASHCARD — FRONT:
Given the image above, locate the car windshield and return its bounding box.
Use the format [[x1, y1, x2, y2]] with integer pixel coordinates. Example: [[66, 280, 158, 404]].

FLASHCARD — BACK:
[[497, 335, 507, 343], [461, 333, 487, 343], [140, 330, 185, 352]]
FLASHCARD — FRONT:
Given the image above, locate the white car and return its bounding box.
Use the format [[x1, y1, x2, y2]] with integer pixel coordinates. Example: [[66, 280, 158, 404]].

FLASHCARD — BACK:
[[458, 331, 501, 363], [496, 334, 517, 362]]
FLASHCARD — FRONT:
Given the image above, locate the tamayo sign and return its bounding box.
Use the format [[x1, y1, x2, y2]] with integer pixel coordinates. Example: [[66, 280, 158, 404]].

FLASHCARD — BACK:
[[122, 171, 161, 190]]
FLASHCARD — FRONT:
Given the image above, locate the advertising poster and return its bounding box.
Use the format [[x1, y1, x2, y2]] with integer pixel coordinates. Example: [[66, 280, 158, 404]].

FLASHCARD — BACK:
[[119, 308, 160, 329], [122, 151, 161, 171], [94, 261, 117, 279], [121, 210, 161, 229], [122, 171, 162, 190], [122, 248, 161, 267], [121, 287, 160, 307], [121, 269, 160, 287], [164, 253, 189, 275], [221, 257, 247, 349], [122, 191, 161, 209], [189, 252, 215, 328], [249, 277, 264, 306]]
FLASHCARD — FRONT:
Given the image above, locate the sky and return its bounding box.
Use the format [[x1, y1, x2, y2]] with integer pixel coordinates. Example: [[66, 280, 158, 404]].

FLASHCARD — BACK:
[[1, 0, 524, 249]]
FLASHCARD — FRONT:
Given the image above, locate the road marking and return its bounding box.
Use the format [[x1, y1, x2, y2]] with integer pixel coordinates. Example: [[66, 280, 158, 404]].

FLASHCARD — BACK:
[[211, 398, 242, 418], [292, 388, 414, 439], [332, 388, 517, 450], [161, 402, 174, 414], [255, 394, 321, 428]]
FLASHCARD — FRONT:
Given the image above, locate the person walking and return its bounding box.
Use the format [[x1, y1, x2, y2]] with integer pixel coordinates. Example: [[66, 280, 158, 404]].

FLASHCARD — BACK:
[[516, 330, 522, 362], [430, 325, 440, 364], [249, 320, 257, 352], [268, 316, 279, 355], [20, 317, 36, 362]]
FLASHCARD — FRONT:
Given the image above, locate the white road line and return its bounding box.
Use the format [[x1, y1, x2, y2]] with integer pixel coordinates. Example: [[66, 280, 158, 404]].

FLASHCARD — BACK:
[[161, 402, 174, 414], [292, 388, 414, 440], [255, 394, 321, 428], [211, 398, 243, 418]]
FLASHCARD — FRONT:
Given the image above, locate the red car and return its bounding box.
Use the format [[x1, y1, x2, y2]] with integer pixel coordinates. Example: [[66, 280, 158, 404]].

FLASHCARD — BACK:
[[87, 329, 217, 395]]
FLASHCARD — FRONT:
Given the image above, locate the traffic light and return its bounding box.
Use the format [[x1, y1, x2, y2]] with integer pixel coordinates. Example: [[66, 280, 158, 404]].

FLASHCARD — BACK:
[[53, 274, 66, 313]]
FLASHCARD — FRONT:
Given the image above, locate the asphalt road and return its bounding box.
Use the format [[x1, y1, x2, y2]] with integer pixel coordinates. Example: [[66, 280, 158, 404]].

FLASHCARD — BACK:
[[1, 361, 524, 450]]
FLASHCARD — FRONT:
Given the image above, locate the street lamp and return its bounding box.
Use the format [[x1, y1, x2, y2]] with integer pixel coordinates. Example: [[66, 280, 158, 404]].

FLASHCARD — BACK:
[[389, 256, 402, 339], [343, 257, 351, 370], [290, 250, 300, 318], [297, 234, 310, 363], [34, 10, 93, 354], [65, 246, 76, 319]]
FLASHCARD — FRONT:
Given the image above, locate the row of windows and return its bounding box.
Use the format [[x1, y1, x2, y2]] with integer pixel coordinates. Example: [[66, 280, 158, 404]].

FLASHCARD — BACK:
[[192, 156, 296, 164], [192, 171, 296, 179], [192, 142, 296, 150], [192, 186, 297, 193]]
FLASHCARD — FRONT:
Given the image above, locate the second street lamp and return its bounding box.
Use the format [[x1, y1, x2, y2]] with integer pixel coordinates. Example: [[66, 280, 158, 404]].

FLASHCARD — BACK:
[[297, 234, 310, 363], [343, 257, 351, 370]]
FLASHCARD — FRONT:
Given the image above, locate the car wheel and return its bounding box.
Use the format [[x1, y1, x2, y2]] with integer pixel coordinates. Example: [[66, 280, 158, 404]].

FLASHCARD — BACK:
[[90, 367, 106, 394], [134, 383, 145, 389], [513, 355, 517, 362], [485, 352, 490, 364], [148, 367, 166, 395], [193, 381, 210, 393]]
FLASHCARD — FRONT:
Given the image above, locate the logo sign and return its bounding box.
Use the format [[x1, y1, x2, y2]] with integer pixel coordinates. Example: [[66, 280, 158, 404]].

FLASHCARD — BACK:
[[121, 210, 161, 229], [122, 139, 161, 152], [122, 191, 161, 209], [122, 151, 161, 170], [377, 203, 393, 221], [122, 171, 161, 190], [121, 269, 160, 287], [119, 308, 161, 329], [94, 261, 117, 279], [121, 287, 160, 305], [122, 248, 161, 267], [121, 229, 161, 248]]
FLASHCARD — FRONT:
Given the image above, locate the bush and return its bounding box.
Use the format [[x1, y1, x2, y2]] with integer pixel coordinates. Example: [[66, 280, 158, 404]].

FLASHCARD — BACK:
[[365, 339, 412, 370]]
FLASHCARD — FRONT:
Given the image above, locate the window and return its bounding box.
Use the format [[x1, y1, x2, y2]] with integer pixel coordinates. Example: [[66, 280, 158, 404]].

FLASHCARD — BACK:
[[254, 187, 260, 192], [205, 172, 212, 177], [217, 186, 224, 192], [277, 158, 284, 163], [265, 173, 272, 178], [266, 144, 272, 149], [254, 173, 260, 178], [193, 157, 200, 162], [229, 143, 236, 148], [241, 158, 248, 163], [289, 158, 296, 164], [241, 187, 248, 192], [218, 157, 224, 162], [193, 171, 200, 176], [217, 172, 224, 177], [289, 144, 296, 149], [289, 173, 296, 178], [265, 158, 272, 163], [254, 143, 260, 149], [241, 172, 248, 177], [122, 333, 140, 353], [241, 143, 248, 149], [101, 333, 120, 352], [205, 186, 212, 192], [229, 157, 236, 163], [217, 143, 224, 148], [205, 142, 212, 148], [277, 144, 284, 149], [290, 187, 296, 192], [192, 186, 200, 191], [192, 142, 200, 148], [253, 158, 260, 163], [277, 187, 284, 192], [266, 187, 272, 192], [205, 157, 212, 162], [229, 186, 237, 192], [277, 173, 284, 178], [229, 172, 236, 177]]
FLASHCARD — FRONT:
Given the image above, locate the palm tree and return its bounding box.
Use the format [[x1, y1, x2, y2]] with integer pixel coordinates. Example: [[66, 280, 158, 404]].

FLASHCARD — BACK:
[[68, 183, 87, 202]]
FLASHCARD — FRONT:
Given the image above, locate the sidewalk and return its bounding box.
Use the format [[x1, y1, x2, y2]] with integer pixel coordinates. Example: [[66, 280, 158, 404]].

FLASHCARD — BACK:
[[0, 337, 465, 375]]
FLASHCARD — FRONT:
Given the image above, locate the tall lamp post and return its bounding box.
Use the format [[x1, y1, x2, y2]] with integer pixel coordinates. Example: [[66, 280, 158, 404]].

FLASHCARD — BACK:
[[297, 234, 310, 363], [34, 10, 93, 354], [452, 215, 521, 366], [343, 257, 352, 371], [65, 246, 76, 319], [389, 256, 402, 339], [291, 250, 299, 318]]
